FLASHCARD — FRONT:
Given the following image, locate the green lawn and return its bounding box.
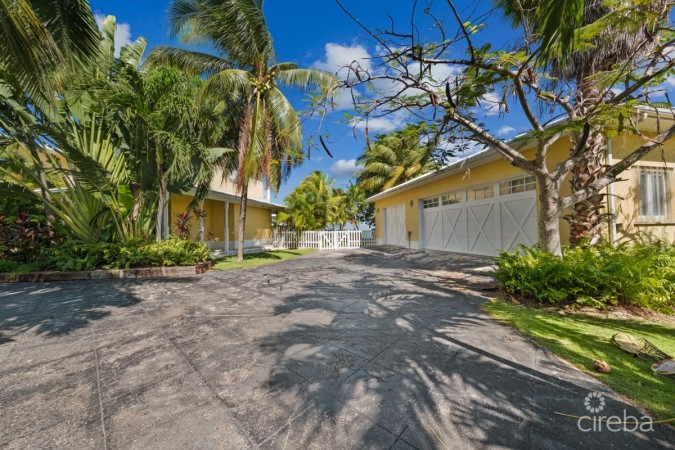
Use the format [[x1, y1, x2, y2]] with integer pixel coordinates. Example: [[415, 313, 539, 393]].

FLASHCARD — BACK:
[[483, 300, 675, 421], [213, 249, 316, 270]]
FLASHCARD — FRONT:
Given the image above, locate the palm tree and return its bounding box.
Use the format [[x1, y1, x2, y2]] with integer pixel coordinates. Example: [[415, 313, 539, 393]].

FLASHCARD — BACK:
[[75, 16, 231, 241], [494, 0, 670, 245], [278, 171, 335, 231], [0, 0, 100, 103], [356, 123, 437, 195], [148, 0, 336, 260], [342, 183, 368, 228]]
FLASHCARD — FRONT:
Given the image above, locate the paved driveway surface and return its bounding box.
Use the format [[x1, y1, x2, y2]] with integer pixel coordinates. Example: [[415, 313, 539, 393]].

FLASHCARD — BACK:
[[0, 247, 672, 449]]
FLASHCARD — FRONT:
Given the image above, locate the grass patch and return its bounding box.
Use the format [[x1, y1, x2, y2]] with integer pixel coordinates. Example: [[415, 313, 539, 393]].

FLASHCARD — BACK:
[[483, 300, 675, 421], [213, 249, 316, 270]]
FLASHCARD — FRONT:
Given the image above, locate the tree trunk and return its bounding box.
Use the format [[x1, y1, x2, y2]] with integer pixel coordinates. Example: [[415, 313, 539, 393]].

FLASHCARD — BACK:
[[198, 201, 205, 243], [567, 70, 607, 246], [237, 183, 249, 262], [537, 175, 563, 257], [156, 170, 166, 242], [568, 127, 607, 246], [26, 140, 55, 227]]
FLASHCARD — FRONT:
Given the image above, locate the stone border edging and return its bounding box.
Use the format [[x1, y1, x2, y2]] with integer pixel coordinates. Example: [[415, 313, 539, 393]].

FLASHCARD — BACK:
[[0, 261, 213, 283]]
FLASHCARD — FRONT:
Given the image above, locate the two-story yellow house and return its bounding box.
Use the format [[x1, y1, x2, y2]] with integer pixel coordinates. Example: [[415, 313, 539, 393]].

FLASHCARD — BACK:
[[166, 170, 283, 253]]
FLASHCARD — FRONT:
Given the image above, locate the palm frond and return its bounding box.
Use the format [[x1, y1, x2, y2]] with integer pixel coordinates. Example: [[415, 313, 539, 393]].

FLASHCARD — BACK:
[[145, 47, 231, 76], [169, 0, 273, 69], [199, 68, 253, 103], [275, 68, 338, 94]]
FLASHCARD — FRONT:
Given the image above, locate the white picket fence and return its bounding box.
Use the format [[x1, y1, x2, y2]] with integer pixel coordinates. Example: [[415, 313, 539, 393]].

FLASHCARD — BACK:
[[273, 230, 375, 251]]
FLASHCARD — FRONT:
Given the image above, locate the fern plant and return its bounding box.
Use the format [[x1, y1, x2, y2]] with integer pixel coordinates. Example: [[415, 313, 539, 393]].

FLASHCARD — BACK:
[[495, 241, 675, 313]]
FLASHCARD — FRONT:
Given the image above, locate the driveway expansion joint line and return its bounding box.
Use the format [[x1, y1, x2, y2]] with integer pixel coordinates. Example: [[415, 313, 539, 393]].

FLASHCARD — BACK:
[[137, 304, 261, 450], [278, 362, 401, 440], [93, 348, 108, 450]]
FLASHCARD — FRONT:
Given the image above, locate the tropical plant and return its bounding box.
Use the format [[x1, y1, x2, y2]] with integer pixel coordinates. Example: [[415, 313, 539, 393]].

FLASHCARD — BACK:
[[148, 0, 336, 260], [1, 15, 229, 244], [279, 173, 371, 231], [278, 171, 335, 231], [39, 236, 211, 271], [0, 112, 142, 243], [0, 0, 100, 103], [356, 123, 438, 195], [331, 183, 369, 229], [495, 241, 675, 313], [494, 0, 672, 246]]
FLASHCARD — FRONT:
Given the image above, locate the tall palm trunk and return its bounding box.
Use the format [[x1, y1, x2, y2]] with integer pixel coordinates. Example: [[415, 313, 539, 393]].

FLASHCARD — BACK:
[[568, 125, 606, 246], [568, 76, 607, 246], [237, 183, 248, 261]]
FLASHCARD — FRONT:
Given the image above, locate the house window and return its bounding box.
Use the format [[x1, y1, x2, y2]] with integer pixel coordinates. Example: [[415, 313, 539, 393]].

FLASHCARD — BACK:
[[467, 185, 494, 201], [423, 197, 440, 209], [441, 192, 463, 205], [638, 168, 670, 221], [500, 176, 536, 195]]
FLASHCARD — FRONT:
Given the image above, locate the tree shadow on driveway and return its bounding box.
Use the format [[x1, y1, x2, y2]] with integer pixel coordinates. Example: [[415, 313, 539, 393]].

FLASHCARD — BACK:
[[250, 249, 674, 449], [0, 277, 198, 339]]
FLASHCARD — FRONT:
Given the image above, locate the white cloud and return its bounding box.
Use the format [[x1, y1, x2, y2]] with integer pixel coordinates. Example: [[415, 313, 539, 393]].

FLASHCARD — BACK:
[[313, 43, 372, 77], [330, 87, 357, 110], [330, 159, 363, 177], [95, 13, 132, 57], [352, 110, 409, 133], [481, 92, 502, 116], [497, 126, 516, 136]]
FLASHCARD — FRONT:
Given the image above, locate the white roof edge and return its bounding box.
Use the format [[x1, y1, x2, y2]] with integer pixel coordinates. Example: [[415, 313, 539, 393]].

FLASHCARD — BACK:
[[366, 106, 675, 203], [184, 188, 285, 209]]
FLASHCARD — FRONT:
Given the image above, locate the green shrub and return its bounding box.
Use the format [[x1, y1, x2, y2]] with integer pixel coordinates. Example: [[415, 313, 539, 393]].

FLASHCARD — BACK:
[[114, 237, 212, 269], [495, 242, 675, 313], [38, 237, 211, 271], [0, 259, 17, 272]]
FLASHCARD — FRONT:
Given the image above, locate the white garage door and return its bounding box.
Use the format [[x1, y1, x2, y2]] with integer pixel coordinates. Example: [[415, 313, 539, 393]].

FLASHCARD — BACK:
[[422, 177, 538, 256], [384, 203, 407, 247]]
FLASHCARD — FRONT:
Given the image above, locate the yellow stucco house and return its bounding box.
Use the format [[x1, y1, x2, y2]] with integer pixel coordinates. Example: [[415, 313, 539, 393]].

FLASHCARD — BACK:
[[166, 170, 283, 252], [368, 110, 675, 256]]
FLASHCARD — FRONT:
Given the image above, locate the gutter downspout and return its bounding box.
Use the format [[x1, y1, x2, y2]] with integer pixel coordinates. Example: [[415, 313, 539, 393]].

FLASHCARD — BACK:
[[606, 139, 618, 247]]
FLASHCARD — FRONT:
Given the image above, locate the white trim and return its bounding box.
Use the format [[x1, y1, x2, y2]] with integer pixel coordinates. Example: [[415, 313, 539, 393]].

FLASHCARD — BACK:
[[181, 187, 284, 210]]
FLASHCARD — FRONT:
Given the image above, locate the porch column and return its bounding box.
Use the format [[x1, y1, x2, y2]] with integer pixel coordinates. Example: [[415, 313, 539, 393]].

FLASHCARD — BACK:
[[225, 201, 230, 255]]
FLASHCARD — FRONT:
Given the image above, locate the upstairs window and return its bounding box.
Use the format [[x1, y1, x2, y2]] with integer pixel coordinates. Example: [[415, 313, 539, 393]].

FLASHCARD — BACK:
[[638, 168, 670, 221]]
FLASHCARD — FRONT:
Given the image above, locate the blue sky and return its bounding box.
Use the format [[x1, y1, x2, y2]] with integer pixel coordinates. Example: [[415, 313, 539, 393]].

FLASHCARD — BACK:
[[88, 1, 673, 201]]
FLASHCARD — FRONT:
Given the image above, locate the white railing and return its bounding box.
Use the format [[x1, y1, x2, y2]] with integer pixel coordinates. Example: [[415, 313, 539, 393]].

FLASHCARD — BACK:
[[273, 230, 375, 251]]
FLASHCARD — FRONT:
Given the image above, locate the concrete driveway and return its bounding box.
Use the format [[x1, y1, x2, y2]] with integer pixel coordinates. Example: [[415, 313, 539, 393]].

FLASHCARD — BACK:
[[0, 247, 672, 449]]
